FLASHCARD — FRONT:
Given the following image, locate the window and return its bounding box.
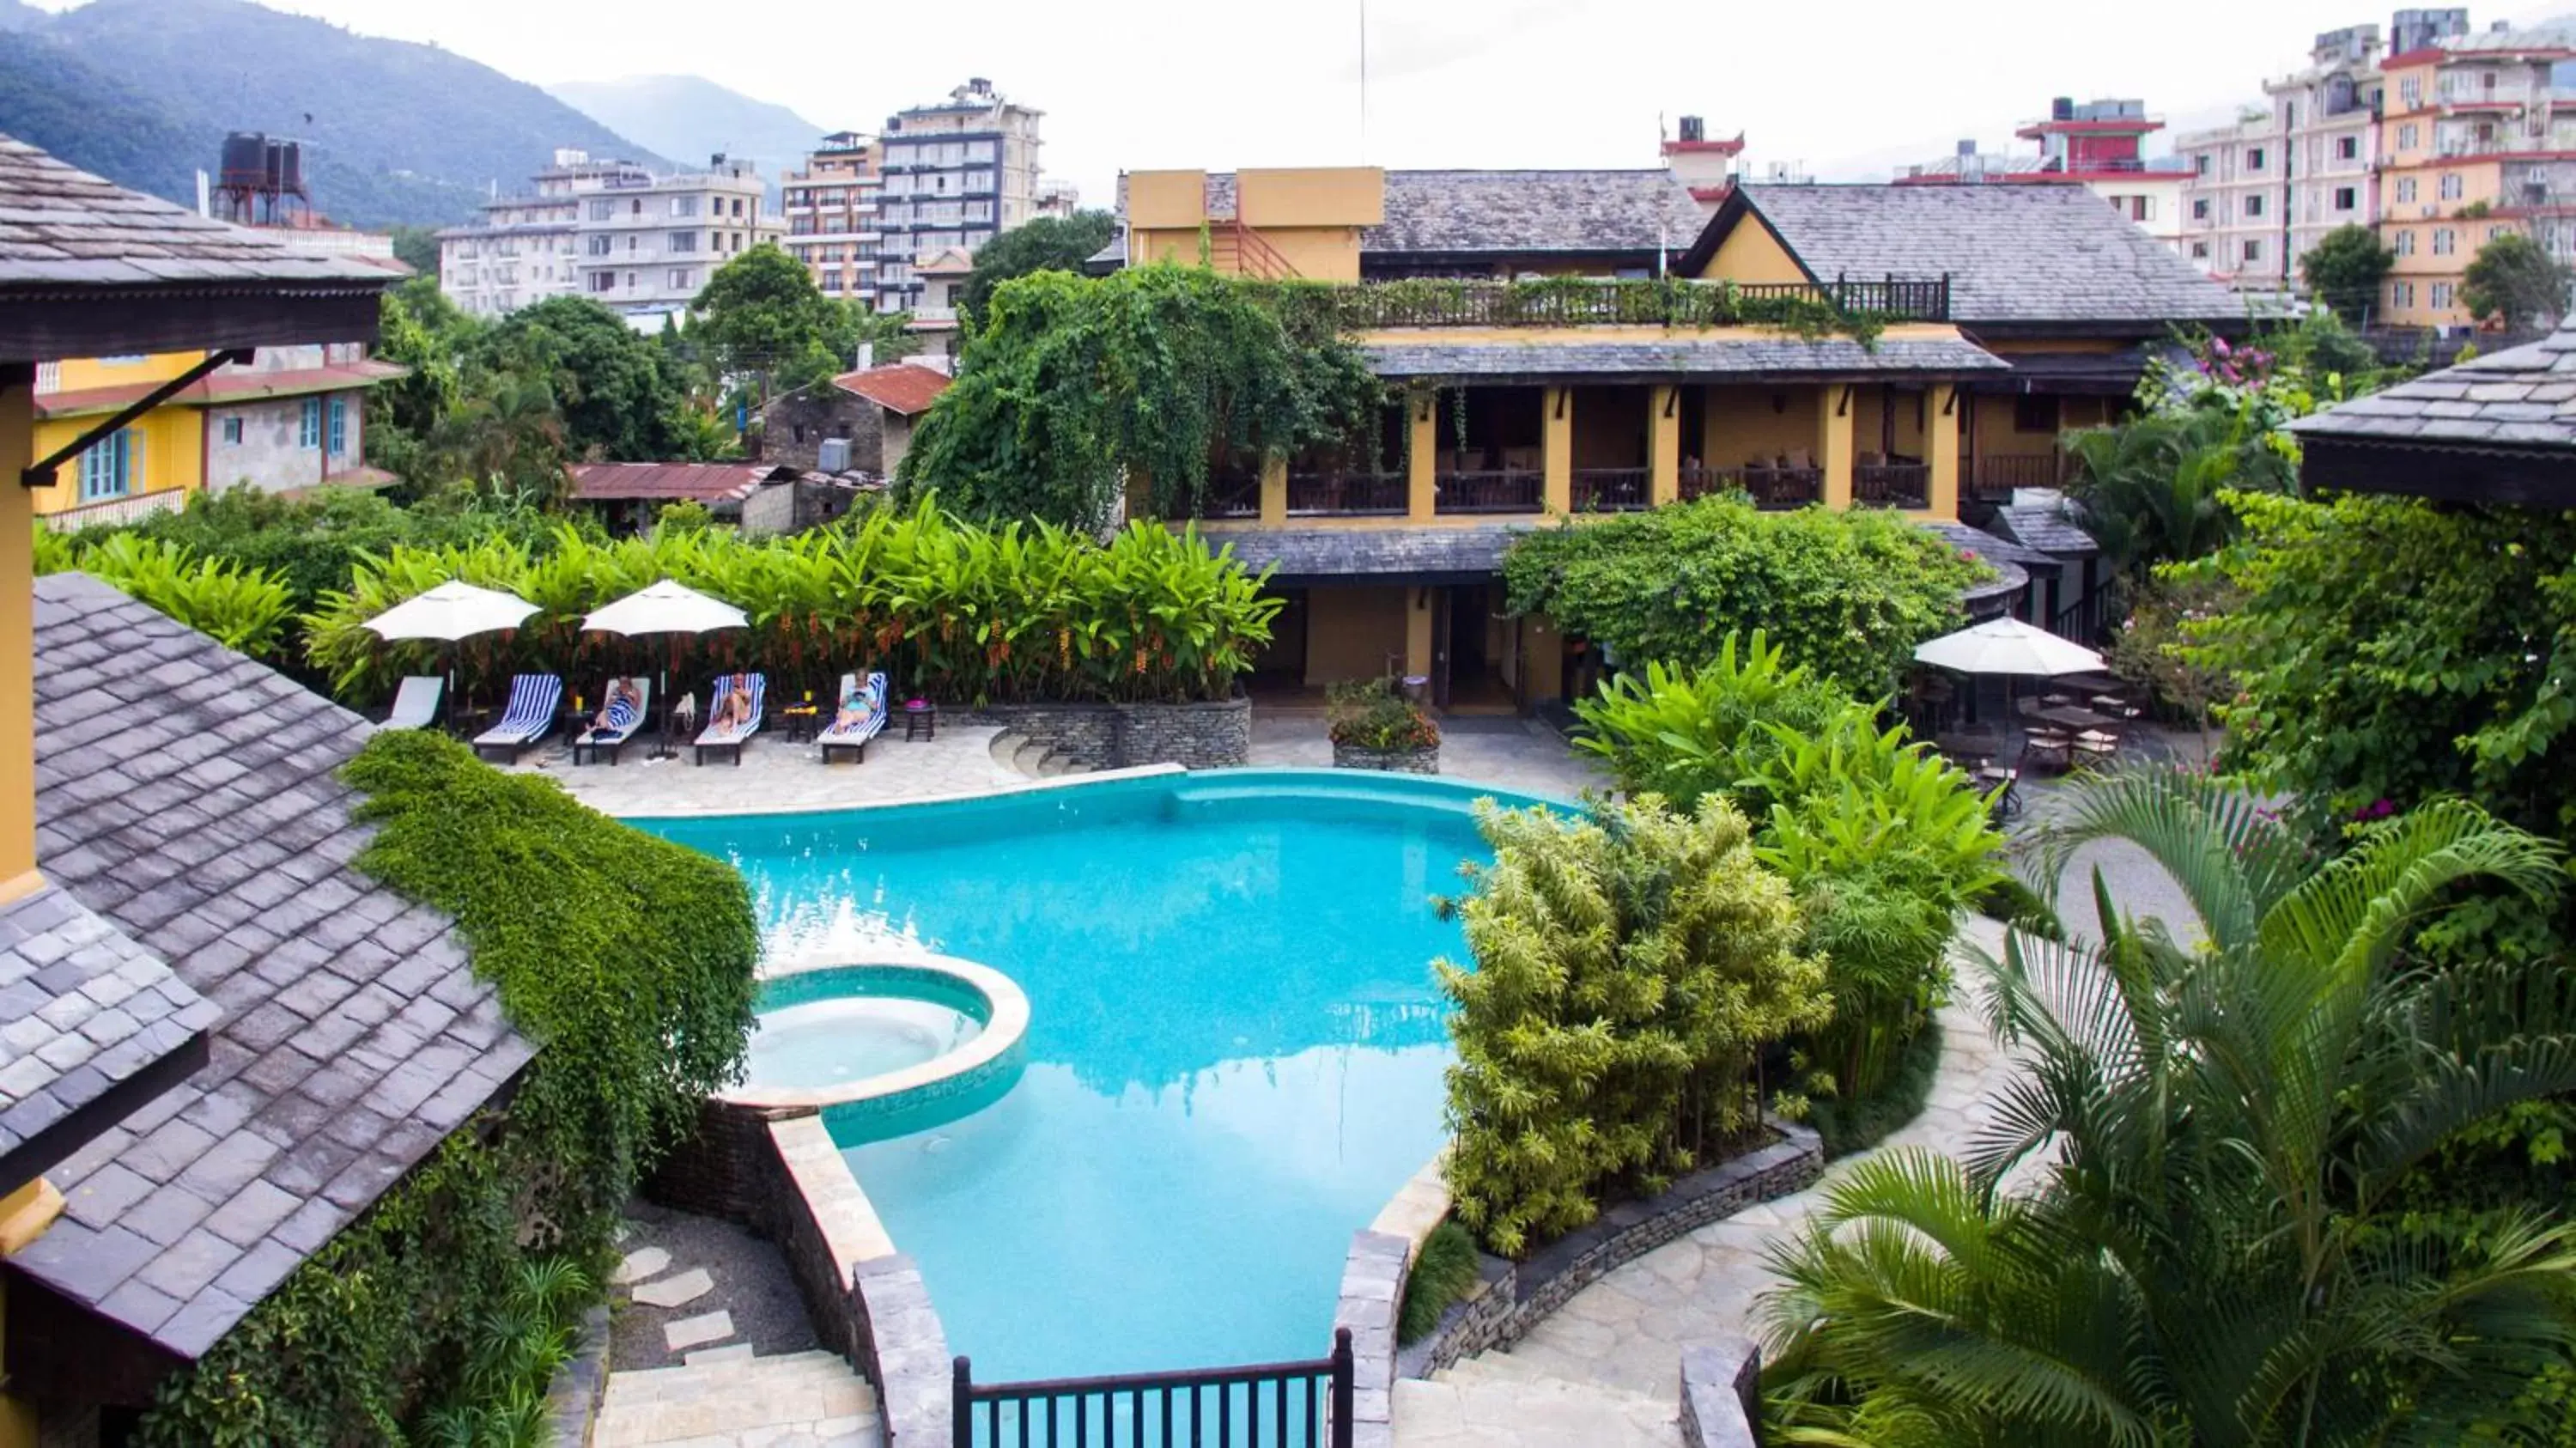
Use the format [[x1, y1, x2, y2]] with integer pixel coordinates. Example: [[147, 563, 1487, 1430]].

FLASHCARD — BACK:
[[77, 429, 136, 501], [668, 267, 694, 289], [589, 271, 616, 294], [587, 234, 611, 256], [221, 416, 242, 445], [2399, 122, 2420, 149], [2246, 145, 2267, 171], [2128, 195, 2154, 222], [2336, 135, 2360, 161], [327, 395, 347, 456], [630, 198, 644, 216], [2397, 177, 2418, 203], [2402, 77, 2421, 108], [2195, 153, 2213, 176], [2432, 281, 2454, 308], [33, 361, 59, 394], [2190, 240, 2210, 259], [2492, 224, 2511, 241], [625, 271, 638, 290], [2013, 395, 2062, 434], [671, 196, 699, 217], [2391, 280, 2415, 308], [669, 230, 699, 252], [2439, 173, 2464, 200], [2335, 186, 2357, 210], [732, 198, 744, 217], [588, 199, 614, 221], [2242, 238, 2265, 263], [297, 397, 321, 448], [2245, 192, 2265, 218], [2433, 227, 2457, 255], [2395, 228, 2417, 255], [2192, 197, 2211, 220]]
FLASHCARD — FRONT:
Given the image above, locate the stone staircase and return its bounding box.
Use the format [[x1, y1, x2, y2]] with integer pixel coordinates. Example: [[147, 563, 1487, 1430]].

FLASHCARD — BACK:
[[592, 1348, 884, 1448], [1392, 1349, 1680, 1447], [989, 728, 1090, 780]]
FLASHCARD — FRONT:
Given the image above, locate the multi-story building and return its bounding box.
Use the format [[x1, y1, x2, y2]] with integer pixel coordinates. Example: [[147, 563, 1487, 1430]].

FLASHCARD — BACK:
[[2376, 22, 2576, 325], [2177, 112, 2293, 288], [438, 149, 782, 327], [1034, 179, 1082, 220], [784, 131, 884, 306], [2178, 24, 2391, 293], [1097, 167, 2241, 705], [1897, 98, 2191, 252], [872, 78, 1043, 314], [27, 344, 404, 528]]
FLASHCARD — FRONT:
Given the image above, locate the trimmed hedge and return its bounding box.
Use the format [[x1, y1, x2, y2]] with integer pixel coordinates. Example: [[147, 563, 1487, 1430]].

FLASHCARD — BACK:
[[135, 732, 758, 1444]]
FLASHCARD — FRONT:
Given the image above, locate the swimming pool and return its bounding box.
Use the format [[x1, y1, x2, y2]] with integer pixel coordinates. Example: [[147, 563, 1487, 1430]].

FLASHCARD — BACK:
[[645, 770, 1558, 1383]]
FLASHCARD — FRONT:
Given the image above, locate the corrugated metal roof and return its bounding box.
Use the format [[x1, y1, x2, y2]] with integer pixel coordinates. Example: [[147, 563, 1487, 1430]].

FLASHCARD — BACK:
[[568, 463, 784, 503]]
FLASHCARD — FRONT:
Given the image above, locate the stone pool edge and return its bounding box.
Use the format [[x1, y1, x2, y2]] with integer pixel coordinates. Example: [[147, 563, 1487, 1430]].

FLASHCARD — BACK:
[[715, 954, 1031, 1117], [610, 761, 1188, 819]]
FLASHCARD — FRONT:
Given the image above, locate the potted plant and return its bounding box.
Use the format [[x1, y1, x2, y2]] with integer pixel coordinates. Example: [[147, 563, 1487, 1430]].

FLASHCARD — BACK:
[[1327, 678, 1441, 774]]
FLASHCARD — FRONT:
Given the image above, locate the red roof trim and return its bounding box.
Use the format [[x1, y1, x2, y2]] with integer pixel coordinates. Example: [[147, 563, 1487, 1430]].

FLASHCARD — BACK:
[[33, 361, 407, 418], [568, 462, 785, 503], [830, 362, 952, 416]]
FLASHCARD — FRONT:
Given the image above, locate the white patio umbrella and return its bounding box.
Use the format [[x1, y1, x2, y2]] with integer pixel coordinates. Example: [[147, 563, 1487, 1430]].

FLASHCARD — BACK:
[[580, 579, 749, 757], [1913, 616, 2105, 678], [363, 580, 541, 726]]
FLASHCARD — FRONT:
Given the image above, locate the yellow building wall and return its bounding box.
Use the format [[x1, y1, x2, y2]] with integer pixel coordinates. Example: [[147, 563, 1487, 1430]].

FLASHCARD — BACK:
[[1127, 170, 1210, 230], [1303, 586, 1410, 685], [27, 404, 204, 518], [1701, 384, 1822, 468], [1236, 167, 1383, 228], [1692, 216, 1812, 286], [2, 378, 34, 901], [52, 350, 198, 393]]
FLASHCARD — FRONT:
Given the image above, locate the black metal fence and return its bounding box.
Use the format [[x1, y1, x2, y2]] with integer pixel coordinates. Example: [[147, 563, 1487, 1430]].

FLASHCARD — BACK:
[[1571, 467, 1651, 512], [953, 1330, 1354, 1448]]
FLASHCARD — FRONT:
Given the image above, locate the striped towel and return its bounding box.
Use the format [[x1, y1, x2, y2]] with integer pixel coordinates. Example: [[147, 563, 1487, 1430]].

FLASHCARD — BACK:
[[489, 674, 558, 741], [602, 687, 641, 733]]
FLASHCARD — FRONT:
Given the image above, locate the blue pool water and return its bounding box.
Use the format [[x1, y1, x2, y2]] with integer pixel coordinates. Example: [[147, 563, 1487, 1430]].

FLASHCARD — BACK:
[[645, 770, 1558, 1383]]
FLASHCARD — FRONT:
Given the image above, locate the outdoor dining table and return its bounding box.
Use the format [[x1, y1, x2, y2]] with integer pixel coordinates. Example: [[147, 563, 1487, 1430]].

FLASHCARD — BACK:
[[2036, 704, 2117, 733]]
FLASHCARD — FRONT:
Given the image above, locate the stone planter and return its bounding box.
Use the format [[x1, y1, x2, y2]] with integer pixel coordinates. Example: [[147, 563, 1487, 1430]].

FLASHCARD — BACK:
[[1334, 739, 1440, 775]]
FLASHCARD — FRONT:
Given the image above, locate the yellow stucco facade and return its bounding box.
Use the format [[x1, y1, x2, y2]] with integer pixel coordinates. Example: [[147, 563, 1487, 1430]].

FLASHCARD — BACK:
[[3, 373, 45, 1448]]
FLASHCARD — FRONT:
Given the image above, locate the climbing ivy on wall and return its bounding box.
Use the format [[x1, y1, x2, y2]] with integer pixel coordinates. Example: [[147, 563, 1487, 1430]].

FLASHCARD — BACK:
[[133, 732, 759, 1445]]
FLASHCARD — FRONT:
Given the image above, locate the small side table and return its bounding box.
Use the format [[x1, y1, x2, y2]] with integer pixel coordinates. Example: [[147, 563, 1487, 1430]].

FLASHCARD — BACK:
[[903, 700, 938, 742], [781, 703, 821, 743]]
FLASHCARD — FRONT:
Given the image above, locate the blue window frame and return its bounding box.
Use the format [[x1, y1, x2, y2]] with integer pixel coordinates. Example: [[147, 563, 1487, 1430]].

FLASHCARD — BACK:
[[299, 396, 321, 448], [77, 429, 136, 501], [327, 395, 347, 456]]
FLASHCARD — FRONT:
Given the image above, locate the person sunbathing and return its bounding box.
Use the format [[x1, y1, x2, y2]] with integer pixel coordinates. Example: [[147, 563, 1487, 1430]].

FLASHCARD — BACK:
[[586, 678, 641, 736], [707, 673, 756, 733], [831, 678, 876, 732]]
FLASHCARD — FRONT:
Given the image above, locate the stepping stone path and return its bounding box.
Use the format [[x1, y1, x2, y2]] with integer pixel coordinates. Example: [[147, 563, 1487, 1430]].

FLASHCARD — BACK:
[[599, 1220, 884, 1446], [1392, 918, 2026, 1445]]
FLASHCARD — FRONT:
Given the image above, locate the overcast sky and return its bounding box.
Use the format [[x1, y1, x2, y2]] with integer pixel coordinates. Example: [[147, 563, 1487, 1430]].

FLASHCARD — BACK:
[[33, 0, 2576, 205]]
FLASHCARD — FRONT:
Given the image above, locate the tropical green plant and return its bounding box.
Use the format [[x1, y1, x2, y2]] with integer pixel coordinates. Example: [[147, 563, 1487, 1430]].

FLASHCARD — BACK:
[[1763, 770, 2576, 1447], [1397, 1222, 1483, 1344], [1326, 676, 1438, 751], [135, 731, 757, 1444], [302, 499, 1282, 709], [2062, 399, 2293, 585], [2463, 230, 2571, 329], [1502, 497, 1989, 697], [690, 242, 914, 393], [899, 265, 1385, 529], [36, 530, 296, 658], [2300, 223, 2396, 325], [1571, 631, 1854, 814], [957, 209, 1120, 327], [1437, 794, 1830, 1257], [464, 295, 694, 465]]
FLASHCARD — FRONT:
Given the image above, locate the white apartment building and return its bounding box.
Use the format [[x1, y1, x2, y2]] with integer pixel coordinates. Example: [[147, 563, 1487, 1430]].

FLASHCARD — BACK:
[[784, 131, 884, 306], [873, 78, 1043, 317], [439, 150, 784, 328], [2178, 111, 2299, 289]]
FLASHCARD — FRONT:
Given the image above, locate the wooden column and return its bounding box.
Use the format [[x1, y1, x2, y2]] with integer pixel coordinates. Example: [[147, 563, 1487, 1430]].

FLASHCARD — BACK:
[[1542, 386, 1573, 515], [1405, 587, 1436, 679], [1406, 391, 1437, 522], [1927, 384, 1962, 520], [0, 373, 37, 903], [1816, 385, 1856, 512], [1259, 454, 1288, 526], [1648, 385, 1680, 506]]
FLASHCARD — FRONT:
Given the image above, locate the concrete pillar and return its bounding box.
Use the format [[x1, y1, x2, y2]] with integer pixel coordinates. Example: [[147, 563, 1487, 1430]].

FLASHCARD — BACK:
[[1259, 453, 1288, 526], [1816, 385, 1856, 512], [1404, 587, 1436, 679], [1406, 391, 1437, 522], [1648, 385, 1681, 507], [1927, 384, 1962, 520], [1542, 386, 1572, 515], [0, 374, 37, 904]]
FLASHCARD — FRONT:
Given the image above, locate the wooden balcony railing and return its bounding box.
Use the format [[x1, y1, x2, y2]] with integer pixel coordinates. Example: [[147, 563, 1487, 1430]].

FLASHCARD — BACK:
[[1679, 465, 1822, 510], [1856, 463, 1933, 509], [1968, 452, 2067, 499], [1435, 469, 1545, 515], [1195, 476, 1262, 520], [1286, 471, 1408, 516], [1291, 274, 1950, 330], [1570, 468, 1652, 513]]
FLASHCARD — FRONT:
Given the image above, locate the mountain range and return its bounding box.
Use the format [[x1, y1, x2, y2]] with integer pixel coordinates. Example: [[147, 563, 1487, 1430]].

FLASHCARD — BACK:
[[547, 75, 829, 189], [0, 0, 665, 228]]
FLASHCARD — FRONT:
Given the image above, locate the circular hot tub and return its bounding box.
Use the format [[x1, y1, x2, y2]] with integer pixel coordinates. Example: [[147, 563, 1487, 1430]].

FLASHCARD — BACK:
[[721, 956, 1029, 1141]]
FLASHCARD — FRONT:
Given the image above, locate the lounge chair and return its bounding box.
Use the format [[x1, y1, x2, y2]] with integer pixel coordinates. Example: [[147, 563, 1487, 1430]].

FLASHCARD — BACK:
[[472, 673, 562, 763], [817, 672, 888, 764], [571, 677, 652, 766], [694, 672, 766, 766], [385, 675, 442, 731]]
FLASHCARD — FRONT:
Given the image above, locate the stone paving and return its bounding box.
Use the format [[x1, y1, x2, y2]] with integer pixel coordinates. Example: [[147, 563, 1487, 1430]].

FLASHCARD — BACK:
[[1250, 711, 1611, 801], [507, 718, 1024, 818]]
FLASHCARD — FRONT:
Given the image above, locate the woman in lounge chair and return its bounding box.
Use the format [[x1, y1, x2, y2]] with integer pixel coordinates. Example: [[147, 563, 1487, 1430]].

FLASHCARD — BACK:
[[830, 677, 873, 732], [587, 678, 641, 735], [708, 673, 756, 733]]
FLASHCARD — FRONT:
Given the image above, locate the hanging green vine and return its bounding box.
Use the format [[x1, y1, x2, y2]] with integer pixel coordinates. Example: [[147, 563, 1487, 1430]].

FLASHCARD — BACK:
[[1255, 275, 1890, 347]]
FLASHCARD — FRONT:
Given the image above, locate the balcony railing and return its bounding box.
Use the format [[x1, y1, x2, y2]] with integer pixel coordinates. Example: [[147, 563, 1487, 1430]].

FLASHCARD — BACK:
[[1856, 463, 1933, 509], [954, 1331, 1352, 1448], [1967, 452, 2067, 499], [1570, 468, 1651, 512], [1195, 476, 1263, 520], [1287, 471, 1407, 516], [45, 488, 186, 532], [1435, 469, 1545, 515], [1291, 275, 1950, 330], [1679, 465, 1821, 510]]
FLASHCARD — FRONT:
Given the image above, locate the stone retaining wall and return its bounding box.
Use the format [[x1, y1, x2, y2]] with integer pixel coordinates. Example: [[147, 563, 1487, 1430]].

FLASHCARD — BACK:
[[971, 695, 1250, 770], [1332, 741, 1440, 775], [1679, 1339, 1765, 1448]]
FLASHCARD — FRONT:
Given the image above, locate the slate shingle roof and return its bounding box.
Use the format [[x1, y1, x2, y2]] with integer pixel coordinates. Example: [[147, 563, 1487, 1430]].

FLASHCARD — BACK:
[[1990, 502, 2102, 556], [1364, 336, 2008, 381], [2287, 320, 2576, 448], [0, 134, 397, 295], [1364, 170, 1707, 258], [0, 885, 216, 1191], [11, 575, 533, 1360], [1211, 525, 1532, 581], [1917, 520, 2038, 610], [1729, 184, 2247, 329]]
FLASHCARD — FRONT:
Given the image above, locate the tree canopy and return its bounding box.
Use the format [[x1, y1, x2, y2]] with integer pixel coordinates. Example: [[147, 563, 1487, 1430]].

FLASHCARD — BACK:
[[688, 242, 914, 393], [956, 210, 1118, 325], [2462, 230, 2572, 329], [465, 295, 691, 466], [2299, 222, 2393, 324], [898, 265, 1384, 530]]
